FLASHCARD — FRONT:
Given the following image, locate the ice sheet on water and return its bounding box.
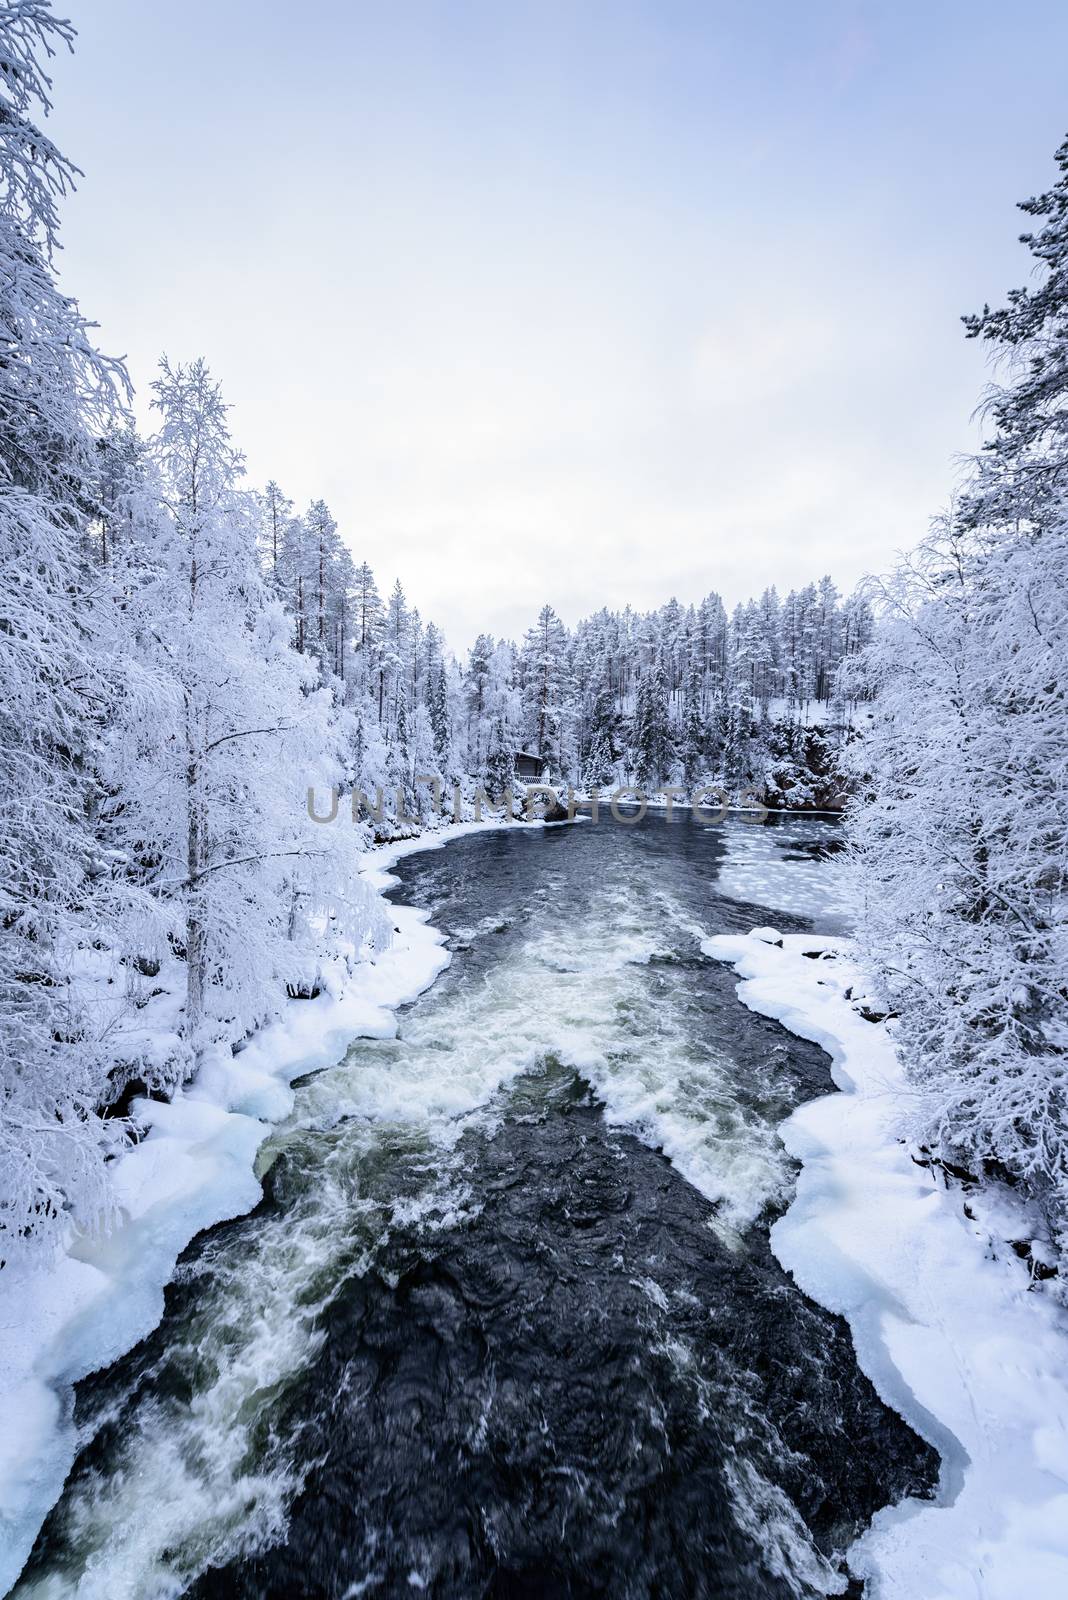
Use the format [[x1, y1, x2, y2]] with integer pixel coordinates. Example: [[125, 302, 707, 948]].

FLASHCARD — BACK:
[[715, 820, 849, 924]]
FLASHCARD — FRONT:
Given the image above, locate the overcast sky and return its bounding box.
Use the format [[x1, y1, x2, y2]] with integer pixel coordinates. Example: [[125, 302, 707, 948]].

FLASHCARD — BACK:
[[47, 0, 1068, 652]]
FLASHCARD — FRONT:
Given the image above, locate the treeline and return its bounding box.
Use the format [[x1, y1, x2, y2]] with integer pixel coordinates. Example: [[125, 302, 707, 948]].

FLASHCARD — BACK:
[[465, 582, 872, 804], [259, 498, 872, 810], [846, 136, 1068, 1287]]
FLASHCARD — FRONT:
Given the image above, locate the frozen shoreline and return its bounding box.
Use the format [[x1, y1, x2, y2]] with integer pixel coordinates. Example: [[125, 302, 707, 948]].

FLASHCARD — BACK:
[[0, 817, 534, 1597], [706, 927, 1068, 1600]]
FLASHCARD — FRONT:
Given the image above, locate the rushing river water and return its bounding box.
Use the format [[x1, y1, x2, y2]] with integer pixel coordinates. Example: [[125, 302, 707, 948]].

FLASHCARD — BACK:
[[13, 812, 937, 1600]]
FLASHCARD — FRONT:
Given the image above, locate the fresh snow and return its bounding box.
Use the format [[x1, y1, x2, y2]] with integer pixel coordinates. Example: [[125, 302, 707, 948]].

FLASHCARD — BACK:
[[0, 818, 533, 1598], [706, 927, 1068, 1600]]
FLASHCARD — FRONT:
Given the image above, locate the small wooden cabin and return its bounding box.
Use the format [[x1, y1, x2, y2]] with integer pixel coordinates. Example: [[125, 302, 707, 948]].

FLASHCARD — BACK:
[[514, 751, 542, 782]]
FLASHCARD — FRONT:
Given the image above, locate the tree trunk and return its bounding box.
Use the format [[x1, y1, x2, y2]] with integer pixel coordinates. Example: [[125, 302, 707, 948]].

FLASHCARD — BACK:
[[185, 746, 206, 1048]]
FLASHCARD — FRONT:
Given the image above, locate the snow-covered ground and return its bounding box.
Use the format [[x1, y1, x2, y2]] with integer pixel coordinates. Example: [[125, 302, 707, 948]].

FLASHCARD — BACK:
[[707, 927, 1068, 1600], [0, 818, 530, 1598]]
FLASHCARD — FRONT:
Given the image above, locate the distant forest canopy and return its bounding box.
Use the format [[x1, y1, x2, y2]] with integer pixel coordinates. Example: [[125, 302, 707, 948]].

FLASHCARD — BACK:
[[249, 476, 872, 809]]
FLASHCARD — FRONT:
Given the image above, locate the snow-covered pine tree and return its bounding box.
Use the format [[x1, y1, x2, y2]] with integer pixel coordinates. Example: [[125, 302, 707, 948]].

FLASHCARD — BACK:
[[961, 135, 1068, 531], [259, 479, 292, 584]]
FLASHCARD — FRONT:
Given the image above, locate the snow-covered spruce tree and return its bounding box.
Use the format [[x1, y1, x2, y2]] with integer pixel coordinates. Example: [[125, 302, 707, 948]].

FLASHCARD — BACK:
[[276, 506, 312, 652], [381, 578, 410, 734], [581, 675, 619, 791], [522, 604, 572, 779], [680, 663, 705, 786], [303, 497, 353, 686], [848, 136, 1068, 1276], [464, 632, 495, 778], [633, 650, 673, 790], [722, 607, 757, 790], [485, 714, 516, 802], [0, 2, 138, 1257], [428, 651, 453, 777], [350, 559, 384, 706], [347, 689, 390, 820], [386, 679, 416, 825], [110, 358, 385, 1056], [409, 699, 437, 816]]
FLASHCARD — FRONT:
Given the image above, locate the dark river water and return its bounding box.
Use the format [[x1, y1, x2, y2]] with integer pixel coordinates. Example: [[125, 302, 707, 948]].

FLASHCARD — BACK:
[[13, 812, 937, 1600]]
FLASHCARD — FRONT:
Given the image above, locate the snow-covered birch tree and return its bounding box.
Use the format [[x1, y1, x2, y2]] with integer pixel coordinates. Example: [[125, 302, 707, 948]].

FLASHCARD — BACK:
[[115, 358, 385, 1055]]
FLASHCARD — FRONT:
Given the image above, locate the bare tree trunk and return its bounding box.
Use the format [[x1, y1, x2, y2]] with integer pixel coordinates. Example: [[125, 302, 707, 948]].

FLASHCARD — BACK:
[[185, 738, 206, 1047]]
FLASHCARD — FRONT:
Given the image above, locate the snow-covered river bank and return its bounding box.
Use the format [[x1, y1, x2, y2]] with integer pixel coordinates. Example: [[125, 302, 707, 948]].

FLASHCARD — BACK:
[[709, 928, 1068, 1598], [3, 812, 1067, 1598]]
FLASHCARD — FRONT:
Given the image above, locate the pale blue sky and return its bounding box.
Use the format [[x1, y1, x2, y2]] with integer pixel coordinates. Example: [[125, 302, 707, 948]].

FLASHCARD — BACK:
[[47, 1, 1068, 649]]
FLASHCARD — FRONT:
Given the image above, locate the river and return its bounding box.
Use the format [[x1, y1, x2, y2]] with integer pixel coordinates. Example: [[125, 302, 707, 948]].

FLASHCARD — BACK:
[[12, 810, 937, 1600]]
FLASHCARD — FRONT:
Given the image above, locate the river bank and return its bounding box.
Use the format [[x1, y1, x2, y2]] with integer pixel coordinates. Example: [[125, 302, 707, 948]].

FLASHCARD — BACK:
[[708, 928, 1068, 1599]]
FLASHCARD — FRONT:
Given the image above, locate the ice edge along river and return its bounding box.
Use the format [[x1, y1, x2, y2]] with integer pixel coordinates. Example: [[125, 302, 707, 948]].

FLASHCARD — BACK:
[[2, 819, 1068, 1598], [707, 928, 1068, 1600]]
